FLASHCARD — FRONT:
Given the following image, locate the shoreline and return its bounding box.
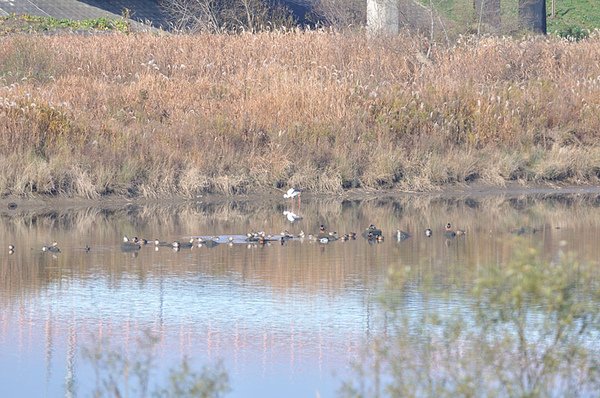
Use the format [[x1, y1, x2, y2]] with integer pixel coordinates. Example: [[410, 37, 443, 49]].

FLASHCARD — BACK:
[[2, 183, 600, 213]]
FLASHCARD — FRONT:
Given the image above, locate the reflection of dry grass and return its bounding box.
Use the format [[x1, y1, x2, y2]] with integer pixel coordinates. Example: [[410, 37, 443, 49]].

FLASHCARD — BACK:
[[1, 33, 600, 196], [2, 194, 600, 303]]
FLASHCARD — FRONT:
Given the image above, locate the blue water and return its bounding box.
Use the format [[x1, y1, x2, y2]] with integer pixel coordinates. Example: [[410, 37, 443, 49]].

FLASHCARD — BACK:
[[1, 195, 599, 397]]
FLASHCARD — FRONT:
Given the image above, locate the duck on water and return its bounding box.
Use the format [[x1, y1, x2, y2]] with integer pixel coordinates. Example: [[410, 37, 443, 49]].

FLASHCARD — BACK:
[[362, 224, 384, 241], [42, 242, 61, 253], [444, 223, 466, 238]]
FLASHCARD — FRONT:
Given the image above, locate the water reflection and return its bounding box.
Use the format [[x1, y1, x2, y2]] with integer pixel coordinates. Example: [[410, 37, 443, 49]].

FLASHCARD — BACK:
[[1, 194, 600, 397]]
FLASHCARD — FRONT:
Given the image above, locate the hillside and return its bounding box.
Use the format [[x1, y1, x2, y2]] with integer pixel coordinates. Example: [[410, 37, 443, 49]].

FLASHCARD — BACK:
[[421, 0, 600, 35], [546, 0, 600, 33], [0, 32, 599, 198]]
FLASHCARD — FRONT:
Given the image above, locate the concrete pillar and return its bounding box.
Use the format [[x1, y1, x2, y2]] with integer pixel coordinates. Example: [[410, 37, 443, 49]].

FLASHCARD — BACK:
[[367, 0, 399, 35], [519, 0, 547, 34]]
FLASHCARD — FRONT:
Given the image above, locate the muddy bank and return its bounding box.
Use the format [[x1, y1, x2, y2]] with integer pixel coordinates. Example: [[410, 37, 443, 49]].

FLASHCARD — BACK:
[[2, 183, 600, 214]]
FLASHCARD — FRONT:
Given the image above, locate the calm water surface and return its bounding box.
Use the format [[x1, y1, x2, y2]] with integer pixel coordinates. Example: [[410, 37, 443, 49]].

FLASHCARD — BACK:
[[1, 194, 600, 397]]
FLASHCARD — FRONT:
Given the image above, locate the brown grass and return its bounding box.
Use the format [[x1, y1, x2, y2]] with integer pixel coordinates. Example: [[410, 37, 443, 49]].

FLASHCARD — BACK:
[[1, 31, 599, 197]]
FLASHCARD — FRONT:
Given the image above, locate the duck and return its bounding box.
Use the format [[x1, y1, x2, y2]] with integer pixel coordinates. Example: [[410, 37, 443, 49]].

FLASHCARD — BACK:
[[444, 223, 457, 238], [172, 238, 195, 249], [137, 237, 149, 245], [511, 226, 537, 236], [317, 225, 331, 241], [444, 223, 466, 238], [363, 224, 383, 239], [121, 239, 141, 251], [246, 232, 258, 242], [396, 230, 411, 241], [42, 242, 61, 253], [340, 232, 356, 242], [198, 237, 220, 248], [281, 230, 294, 240]]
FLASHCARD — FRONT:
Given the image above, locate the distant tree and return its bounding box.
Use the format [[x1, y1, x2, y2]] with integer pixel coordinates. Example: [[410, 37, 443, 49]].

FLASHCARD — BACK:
[[161, 0, 297, 32]]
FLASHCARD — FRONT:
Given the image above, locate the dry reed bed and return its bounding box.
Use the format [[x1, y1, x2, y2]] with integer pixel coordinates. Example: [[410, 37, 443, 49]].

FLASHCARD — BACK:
[[1, 32, 600, 197]]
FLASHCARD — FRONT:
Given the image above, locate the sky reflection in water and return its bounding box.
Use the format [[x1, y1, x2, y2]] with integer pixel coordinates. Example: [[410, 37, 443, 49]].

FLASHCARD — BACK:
[[1, 194, 600, 397]]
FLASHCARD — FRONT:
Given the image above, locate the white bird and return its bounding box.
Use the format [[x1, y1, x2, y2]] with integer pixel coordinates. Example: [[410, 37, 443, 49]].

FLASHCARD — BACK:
[[283, 187, 302, 209], [283, 210, 302, 223], [283, 187, 301, 199]]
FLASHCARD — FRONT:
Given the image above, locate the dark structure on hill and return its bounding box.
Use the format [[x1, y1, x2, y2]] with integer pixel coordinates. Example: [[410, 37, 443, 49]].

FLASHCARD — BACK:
[[0, 0, 312, 28], [0, 0, 545, 34]]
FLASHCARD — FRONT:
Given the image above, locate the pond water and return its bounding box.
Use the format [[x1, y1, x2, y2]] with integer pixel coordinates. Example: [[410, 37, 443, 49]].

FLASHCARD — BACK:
[[1, 194, 599, 397]]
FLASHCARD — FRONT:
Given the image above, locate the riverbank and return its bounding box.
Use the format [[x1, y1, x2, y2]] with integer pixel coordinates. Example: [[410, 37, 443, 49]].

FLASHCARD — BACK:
[[2, 183, 600, 215], [1, 32, 599, 198]]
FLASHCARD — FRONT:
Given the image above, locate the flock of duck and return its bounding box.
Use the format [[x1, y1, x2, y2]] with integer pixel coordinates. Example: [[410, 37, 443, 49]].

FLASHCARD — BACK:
[[6, 188, 474, 255], [6, 222, 470, 256], [3, 185, 541, 256], [119, 222, 411, 252]]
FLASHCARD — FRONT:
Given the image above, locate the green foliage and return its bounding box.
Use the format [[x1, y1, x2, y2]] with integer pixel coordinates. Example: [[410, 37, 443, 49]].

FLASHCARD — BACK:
[[342, 240, 600, 397], [414, 0, 600, 36], [0, 13, 130, 35], [547, 0, 600, 34], [557, 25, 590, 41], [154, 359, 230, 398]]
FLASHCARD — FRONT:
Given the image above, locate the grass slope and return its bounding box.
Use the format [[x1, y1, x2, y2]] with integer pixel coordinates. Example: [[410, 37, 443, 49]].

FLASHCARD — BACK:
[[0, 31, 599, 198], [421, 0, 600, 35], [0, 13, 130, 35], [547, 0, 600, 33]]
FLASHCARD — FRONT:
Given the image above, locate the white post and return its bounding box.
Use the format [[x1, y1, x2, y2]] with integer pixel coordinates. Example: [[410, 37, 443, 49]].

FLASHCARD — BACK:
[[367, 0, 399, 35]]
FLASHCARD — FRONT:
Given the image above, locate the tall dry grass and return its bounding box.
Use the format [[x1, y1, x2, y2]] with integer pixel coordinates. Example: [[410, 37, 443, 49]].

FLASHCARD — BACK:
[[1, 31, 599, 197]]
